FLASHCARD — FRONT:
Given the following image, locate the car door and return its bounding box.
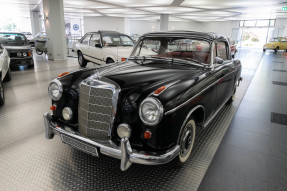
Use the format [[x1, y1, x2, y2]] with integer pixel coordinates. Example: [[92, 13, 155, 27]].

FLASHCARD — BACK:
[[88, 34, 104, 64], [79, 34, 92, 61], [214, 41, 237, 110]]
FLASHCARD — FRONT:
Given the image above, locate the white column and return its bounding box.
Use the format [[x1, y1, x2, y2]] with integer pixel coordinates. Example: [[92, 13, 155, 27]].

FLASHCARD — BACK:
[[160, 14, 169, 31], [43, 0, 67, 60], [30, 11, 42, 36]]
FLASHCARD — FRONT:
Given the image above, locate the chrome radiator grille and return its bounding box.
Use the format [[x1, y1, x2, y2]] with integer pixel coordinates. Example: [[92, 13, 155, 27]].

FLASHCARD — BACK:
[[78, 81, 116, 141]]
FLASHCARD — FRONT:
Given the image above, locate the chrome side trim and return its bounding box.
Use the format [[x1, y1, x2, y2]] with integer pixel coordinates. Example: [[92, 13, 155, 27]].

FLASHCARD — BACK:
[[177, 105, 205, 144], [43, 112, 180, 171], [165, 69, 236, 115], [165, 80, 217, 115]]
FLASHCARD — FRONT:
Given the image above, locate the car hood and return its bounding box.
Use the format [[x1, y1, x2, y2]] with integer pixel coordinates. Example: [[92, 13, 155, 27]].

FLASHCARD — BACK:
[[103, 46, 134, 58], [2, 45, 31, 51]]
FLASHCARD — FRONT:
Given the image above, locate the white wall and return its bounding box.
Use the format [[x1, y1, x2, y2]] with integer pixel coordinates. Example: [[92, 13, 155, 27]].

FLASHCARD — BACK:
[[83, 16, 125, 34], [169, 21, 202, 31], [130, 20, 202, 35], [130, 20, 159, 35], [274, 18, 287, 37], [199, 21, 240, 39]]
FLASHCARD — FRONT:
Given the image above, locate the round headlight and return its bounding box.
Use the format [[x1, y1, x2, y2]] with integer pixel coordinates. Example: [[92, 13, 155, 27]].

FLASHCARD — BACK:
[[23, 52, 27, 56], [62, 107, 73, 121], [17, 52, 22, 57], [139, 97, 163, 126], [48, 79, 63, 101], [117, 124, 131, 138]]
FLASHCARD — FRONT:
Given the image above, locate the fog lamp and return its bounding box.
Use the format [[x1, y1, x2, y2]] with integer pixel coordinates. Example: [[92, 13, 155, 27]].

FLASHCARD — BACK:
[[62, 107, 73, 121], [117, 124, 131, 138]]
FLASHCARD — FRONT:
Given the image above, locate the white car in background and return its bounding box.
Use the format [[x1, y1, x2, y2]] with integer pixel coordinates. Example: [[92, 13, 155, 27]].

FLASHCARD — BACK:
[[0, 45, 11, 106], [72, 31, 135, 67]]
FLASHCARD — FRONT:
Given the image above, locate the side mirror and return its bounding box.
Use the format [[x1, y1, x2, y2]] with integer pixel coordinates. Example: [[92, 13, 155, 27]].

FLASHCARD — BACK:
[[214, 57, 224, 64], [95, 44, 102, 48]]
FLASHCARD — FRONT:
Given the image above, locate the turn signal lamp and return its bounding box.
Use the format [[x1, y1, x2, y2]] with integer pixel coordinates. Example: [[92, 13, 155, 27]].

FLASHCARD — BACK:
[[28, 51, 31, 57], [154, 86, 165, 95], [58, 72, 69, 78], [144, 130, 152, 139], [50, 104, 57, 111], [121, 58, 126, 62]]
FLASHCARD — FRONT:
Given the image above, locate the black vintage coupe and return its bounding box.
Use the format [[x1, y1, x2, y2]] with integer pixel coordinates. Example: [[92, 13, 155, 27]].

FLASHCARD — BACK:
[[44, 31, 242, 171], [0, 32, 34, 68]]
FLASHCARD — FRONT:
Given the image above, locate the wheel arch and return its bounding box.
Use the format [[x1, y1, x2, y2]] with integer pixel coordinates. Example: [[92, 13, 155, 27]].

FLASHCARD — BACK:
[[106, 57, 114, 63], [176, 105, 205, 144]]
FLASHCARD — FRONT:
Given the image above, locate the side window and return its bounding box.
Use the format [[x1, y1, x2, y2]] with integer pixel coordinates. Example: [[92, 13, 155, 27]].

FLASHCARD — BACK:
[[281, 39, 286, 43], [82, 34, 91, 45], [216, 42, 227, 60], [90, 34, 101, 47]]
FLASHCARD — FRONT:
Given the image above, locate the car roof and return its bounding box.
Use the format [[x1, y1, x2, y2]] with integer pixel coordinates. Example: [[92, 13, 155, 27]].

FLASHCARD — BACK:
[[141, 30, 228, 42], [87, 31, 128, 36], [0, 32, 25, 35]]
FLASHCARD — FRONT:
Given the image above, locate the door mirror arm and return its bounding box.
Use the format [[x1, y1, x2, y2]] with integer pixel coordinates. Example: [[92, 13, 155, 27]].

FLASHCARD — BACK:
[[214, 57, 224, 64]]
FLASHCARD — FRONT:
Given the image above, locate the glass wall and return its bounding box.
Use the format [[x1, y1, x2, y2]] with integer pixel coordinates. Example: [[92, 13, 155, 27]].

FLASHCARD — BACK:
[[0, 16, 32, 32]]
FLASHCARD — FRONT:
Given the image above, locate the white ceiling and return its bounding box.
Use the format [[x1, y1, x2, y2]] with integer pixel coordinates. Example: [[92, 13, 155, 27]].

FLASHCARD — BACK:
[[0, 0, 286, 22]]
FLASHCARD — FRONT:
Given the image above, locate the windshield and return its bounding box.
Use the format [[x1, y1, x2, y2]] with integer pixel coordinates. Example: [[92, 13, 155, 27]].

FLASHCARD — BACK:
[[269, 38, 279, 42], [131, 37, 211, 64], [0, 33, 28, 45], [102, 35, 134, 47]]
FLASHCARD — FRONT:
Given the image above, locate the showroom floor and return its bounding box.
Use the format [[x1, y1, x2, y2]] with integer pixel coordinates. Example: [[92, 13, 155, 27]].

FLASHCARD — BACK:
[[0, 49, 286, 190], [199, 50, 287, 191]]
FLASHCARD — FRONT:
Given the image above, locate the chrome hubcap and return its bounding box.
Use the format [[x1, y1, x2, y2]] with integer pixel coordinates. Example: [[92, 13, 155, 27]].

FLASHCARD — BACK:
[[180, 129, 193, 157], [79, 55, 83, 64]]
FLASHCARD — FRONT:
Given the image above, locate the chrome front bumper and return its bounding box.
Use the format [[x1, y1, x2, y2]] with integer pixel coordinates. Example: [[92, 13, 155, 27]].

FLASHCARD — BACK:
[[43, 112, 180, 171]]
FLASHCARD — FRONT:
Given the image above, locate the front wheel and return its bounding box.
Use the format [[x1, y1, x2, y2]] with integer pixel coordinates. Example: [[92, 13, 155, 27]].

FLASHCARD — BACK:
[[3, 68, 11, 82], [106, 59, 115, 64], [36, 49, 43, 55], [0, 80, 5, 106], [78, 52, 87, 67], [173, 118, 196, 166], [274, 47, 278, 54]]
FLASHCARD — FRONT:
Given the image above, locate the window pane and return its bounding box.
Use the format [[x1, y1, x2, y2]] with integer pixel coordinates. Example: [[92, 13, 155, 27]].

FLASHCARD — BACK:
[[216, 42, 227, 60], [90, 34, 100, 47], [240, 21, 244, 27], [244, 20, 256, 27], [82, 34, 91, 45], [270, 20, 275, 26], [256, 20, 269, 27]]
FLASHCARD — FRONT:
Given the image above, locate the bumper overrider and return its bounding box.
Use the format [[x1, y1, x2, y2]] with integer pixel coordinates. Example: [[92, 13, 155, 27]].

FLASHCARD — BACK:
[[43, 112, 180, 171]]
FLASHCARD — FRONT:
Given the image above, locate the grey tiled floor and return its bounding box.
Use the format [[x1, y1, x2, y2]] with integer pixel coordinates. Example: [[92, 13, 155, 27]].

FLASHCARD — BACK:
[[199, 50, 287, 191]]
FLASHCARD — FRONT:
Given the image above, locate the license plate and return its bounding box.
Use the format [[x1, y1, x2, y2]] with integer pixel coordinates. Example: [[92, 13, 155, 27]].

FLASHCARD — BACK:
[[61, 134, 99, 156]]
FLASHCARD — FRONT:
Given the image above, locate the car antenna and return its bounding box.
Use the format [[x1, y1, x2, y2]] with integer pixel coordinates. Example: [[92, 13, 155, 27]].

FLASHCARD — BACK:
[[117, 27, 119, 62]]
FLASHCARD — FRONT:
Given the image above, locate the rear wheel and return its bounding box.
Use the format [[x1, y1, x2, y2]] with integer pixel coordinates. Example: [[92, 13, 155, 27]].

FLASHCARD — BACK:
[[173, 118, 196, 166], [78, 52, 87, 67], [227, 86, 236, 104], [3, 68, 11, 82], [263, 49, 266, 52], [0, 80, 5, 106]]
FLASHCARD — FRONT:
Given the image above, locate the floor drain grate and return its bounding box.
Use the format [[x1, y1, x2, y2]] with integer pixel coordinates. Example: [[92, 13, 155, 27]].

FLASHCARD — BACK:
[[273, 69, 287, 72], [271, 112, 287, 126], [273, 81, 287, 86]]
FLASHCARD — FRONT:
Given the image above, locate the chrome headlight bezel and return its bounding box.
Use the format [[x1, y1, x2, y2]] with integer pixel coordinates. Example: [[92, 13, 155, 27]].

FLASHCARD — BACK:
[[48, 79, 63, 101], [23, 52, 28, 56], [139, 97, 164, 126]]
